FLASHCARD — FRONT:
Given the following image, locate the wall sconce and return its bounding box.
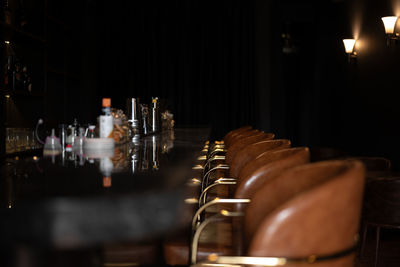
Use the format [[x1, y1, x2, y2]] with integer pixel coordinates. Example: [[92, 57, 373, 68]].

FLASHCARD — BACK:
[[343, 39, 357, 62], [381, 16, 399, 46]]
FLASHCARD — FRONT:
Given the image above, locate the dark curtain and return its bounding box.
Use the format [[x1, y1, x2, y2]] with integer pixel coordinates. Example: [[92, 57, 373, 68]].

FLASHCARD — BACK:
[[84, 0, 256, 139]]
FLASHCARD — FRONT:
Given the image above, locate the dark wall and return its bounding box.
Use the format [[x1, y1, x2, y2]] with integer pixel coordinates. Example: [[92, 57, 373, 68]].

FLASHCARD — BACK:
[[1, 0, 84, 129], [81, 0, 257, 139], [259, 0, 400, 169], [5, 0, 396, 167], [347, 0, 400, 168]]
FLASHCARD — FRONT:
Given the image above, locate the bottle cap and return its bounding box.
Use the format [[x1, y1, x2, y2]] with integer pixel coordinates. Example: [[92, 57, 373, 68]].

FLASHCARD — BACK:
[[102, 98, 111, 107]]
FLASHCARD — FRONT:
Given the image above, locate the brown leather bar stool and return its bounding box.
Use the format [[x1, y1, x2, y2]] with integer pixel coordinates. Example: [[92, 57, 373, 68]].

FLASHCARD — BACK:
[[225, 132, 275, 165], [223, 126, 252, 145], [234, 147, 311, 200], [224, 128, 258, 148], [164, 147, 310, 266], [202, 132, 275, 189], [203, 147, 312, 257], [203, 147, 311, 214], [201, 129, 265, 172], [203, 143, 297, 203], [191, 160, 366, 267], [201, 126, 253, 162], [204, 126, 252, 157], [203, 140, 291, 199], [194, 131, 272, 201], [229, 139, 291, 178], [204, 131, 274, 170]]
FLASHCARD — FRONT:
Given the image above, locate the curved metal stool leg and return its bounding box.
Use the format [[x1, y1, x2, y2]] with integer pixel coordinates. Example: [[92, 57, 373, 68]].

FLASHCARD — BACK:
[[375, 226, 380, 267], [360, 223, 368, 260]]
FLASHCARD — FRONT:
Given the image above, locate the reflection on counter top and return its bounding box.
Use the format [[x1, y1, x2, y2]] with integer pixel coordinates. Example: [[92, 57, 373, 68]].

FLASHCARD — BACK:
[[51, 129, 175, 175], [0, 128, 209, 248], [2, 128, 207, 200]]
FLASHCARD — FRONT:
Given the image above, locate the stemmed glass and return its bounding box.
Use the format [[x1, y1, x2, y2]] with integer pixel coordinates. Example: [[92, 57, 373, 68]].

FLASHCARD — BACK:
[[6, 128, 16, 153]]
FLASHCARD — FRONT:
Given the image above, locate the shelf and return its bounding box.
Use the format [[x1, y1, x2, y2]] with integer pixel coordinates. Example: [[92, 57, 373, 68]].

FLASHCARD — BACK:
[[0, 21, 47, 45], [1, 89, 44, 98]]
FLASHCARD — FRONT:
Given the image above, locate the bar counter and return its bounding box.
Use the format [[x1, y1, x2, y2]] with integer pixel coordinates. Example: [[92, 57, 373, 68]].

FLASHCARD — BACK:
[[0, 128, 209, 249]]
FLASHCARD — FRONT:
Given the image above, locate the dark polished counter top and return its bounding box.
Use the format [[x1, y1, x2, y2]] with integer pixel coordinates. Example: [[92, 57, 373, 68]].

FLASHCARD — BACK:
[[0, 128, 208, 248]]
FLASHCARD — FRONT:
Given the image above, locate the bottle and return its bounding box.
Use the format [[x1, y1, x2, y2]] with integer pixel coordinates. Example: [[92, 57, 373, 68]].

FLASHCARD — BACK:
[[100, 157, 114, 188], [87, 125, 96, 138], [152, 135, 159, 170], [22, 65, 32, 92], [73, 127, 85, 152], [127, 98, 142, 136], [4, 42, 15, 91], [65, 125, 76, 147], [3, 0, 12, 25], [151, 97, 161, 133], [59, 124, 66, 150], [141, 104, 149, 135], [4, 55, 13, 90], [14, 59, 23, 90], [99, 98, 114, 138], [72, 118, 79, 137]]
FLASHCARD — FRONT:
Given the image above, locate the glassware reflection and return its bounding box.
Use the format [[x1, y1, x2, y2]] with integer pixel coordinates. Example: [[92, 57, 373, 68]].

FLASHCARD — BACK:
[[5, 128, 41, 154], [1, 130, 177, 208], [45, 130, 176, 177], [100, 157, 114, 188]]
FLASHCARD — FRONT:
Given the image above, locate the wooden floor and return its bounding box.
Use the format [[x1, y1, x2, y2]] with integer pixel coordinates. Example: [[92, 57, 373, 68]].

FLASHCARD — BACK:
[[355, 228, 400, 267]]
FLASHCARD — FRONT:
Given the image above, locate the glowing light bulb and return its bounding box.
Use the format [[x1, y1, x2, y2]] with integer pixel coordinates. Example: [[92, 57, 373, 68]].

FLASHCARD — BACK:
[[382, 16, 398, 34], [343, 39, 356, 54]]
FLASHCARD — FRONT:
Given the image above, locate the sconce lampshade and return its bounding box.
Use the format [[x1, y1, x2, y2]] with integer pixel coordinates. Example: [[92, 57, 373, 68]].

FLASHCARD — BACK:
[[382, 16, 398, 34], [343, 39, 356, 54]]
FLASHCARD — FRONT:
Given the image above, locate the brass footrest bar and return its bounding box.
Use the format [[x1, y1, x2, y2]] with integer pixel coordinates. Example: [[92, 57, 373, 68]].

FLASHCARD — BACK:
[[202, 165, 230, 190], [199, 179, 237, 206], [203, 155, 227, 170], [194, 243, 358, 266]]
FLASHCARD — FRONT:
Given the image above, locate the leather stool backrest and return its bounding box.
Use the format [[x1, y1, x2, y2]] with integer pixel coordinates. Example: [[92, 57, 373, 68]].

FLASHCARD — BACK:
[[223, 126, 252, 144], [246, 160, 365, 267], [229, 139, 291, 178], [225, 129, 260, 148], [234, 147, 310, 200], [225, 133, 275, 165]]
